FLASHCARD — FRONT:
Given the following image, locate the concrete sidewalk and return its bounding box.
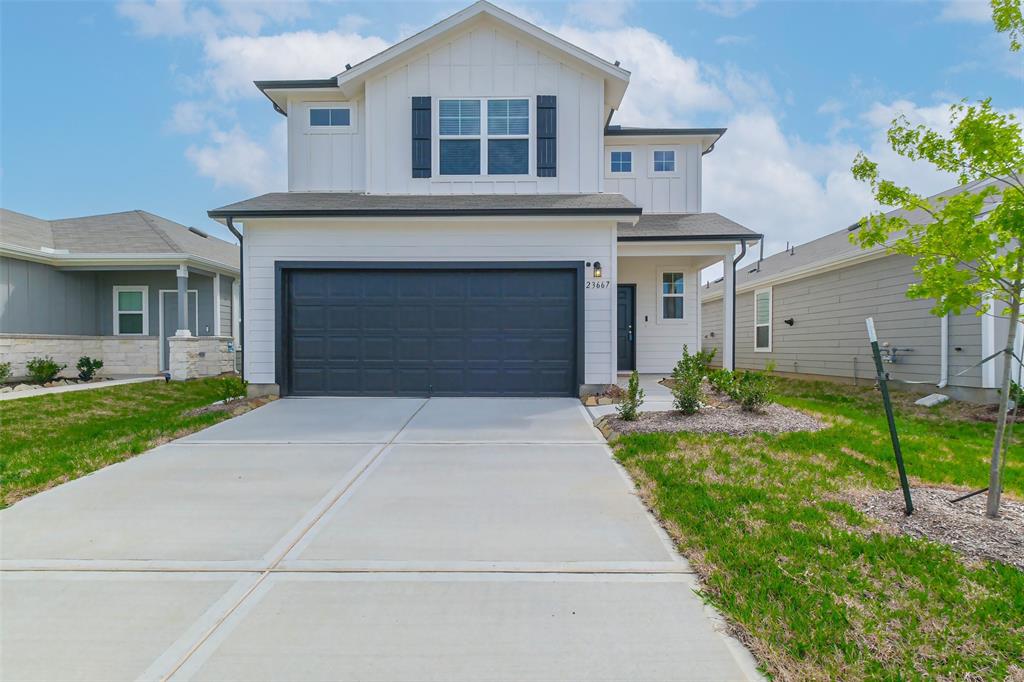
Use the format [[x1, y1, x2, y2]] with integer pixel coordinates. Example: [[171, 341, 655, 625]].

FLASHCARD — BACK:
[[1, 397, 760, 681]]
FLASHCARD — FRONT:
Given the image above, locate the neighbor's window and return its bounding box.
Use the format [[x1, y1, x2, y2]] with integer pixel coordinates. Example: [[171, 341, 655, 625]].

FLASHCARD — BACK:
[[610, 150, 632, 173], [755, 287, 772, 351], [653, 150, 676, 172], [114, 286, 148, 335], [660, 272, 685, 320], [439, 98, 530, 176], [309, 107, 351, 127]]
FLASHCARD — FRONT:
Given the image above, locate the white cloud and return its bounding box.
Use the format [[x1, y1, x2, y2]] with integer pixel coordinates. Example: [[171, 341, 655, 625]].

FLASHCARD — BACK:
[[117, 0, 310, 38], [938, 0, 992, 23], [565, 1, 633, 28], [185, 121, 287, 194], [696, 0, 759, 18], [166, 101, 214, 134], [201, 30, 389, 99]]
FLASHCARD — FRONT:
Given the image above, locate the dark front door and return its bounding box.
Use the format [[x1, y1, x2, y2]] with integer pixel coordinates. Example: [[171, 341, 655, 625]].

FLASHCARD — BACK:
[[617, 284, 636, 372], [284, 266, 579, 397]]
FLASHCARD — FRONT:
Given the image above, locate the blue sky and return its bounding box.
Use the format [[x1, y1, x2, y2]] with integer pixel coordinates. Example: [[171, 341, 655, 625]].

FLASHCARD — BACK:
[[2, 0, 1021, 252]]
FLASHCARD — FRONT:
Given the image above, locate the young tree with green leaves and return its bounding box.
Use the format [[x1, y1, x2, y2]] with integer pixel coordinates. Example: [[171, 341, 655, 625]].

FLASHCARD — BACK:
[[850, 0, 1023, 517]]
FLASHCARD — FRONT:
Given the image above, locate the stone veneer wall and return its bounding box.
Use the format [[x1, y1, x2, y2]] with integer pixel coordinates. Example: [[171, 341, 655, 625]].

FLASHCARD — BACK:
[[0, 334, 159, 378], [168, 335, 236, 381]]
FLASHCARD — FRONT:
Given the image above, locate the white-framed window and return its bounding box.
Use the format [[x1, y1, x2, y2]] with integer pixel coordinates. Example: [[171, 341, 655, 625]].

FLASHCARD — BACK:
[[610, 150, 633, 173], [304, 103, 356, 132], [755, 287, 773, 352], [658, 270, 686, 322], [438, 97, 531, 176], [653, 149, 676, 172], [114, 286, 148, 336]]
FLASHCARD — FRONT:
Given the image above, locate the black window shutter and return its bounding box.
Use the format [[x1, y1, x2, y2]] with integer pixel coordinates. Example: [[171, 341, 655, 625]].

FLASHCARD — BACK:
[[412, 97, 431, 178], [536, 95, 557, 178]]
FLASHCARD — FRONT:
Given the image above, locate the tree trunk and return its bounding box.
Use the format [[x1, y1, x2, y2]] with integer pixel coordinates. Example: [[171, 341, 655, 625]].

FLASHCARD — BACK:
[[987, 298, 1021, 518]]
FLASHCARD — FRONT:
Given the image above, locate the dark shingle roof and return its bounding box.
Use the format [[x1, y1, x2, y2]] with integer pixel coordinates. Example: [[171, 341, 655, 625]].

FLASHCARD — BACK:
[[605, 125, 727, 137], [0, 208, 239, 270], [209, 192, 642, 218], [617, 213, 760, 241]]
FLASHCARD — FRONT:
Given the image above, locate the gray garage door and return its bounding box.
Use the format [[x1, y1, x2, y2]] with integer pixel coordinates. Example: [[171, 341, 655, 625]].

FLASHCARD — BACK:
[[284, 266, 579, 397]]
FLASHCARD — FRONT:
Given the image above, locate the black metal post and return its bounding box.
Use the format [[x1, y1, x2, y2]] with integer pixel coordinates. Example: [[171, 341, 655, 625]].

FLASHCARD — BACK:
[[866, 317, 913, 515]]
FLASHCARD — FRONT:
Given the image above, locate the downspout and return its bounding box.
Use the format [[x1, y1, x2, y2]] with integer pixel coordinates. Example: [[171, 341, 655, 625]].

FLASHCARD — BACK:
[[225, 217, 244, 381], [731, 239, 749, 371], [938, 313, 949, 388]]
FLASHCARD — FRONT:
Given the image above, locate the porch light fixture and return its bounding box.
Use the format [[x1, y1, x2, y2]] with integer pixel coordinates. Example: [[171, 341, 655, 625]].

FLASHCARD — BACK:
[[592, 261, 602, 278]]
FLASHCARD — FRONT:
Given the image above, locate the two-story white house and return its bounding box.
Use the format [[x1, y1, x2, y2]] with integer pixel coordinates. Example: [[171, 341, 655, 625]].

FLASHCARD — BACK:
[[209, 0, 760, 398]]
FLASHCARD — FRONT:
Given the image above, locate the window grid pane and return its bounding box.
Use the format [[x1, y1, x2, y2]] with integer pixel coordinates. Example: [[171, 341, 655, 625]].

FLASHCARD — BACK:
[[439, 99, 480, 136], [488, 139, 528, 175], [119, 313, 143, 334], [118, 290, 143, 312], [487, 99, 528, 136], [329, 108, 350, 126], [662, 273, 685, 295], [756, 292, 771, 324], [663, 297, 685, 319], [654, 150, 675, 172], [440, 139, 481, 175], [309, 108, 330, 126], [756, 326, 770, 348]]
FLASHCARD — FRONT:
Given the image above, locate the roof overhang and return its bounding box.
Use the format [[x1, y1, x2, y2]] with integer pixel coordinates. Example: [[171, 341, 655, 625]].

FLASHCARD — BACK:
[[255, 79, 340, 116], [604, 128, 727, 154], [0, 243, 239, 276], [209, 207, 642, 221]]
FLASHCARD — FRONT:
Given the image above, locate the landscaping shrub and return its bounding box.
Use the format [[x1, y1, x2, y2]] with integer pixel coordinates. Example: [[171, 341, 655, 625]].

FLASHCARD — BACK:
[[617, 370, 645, 421], [730, 362, 778, 411], [217, 375, 248, 403], [25, 356, 66, 384], [0, 361, 11, 383], [708, 368, 735, 395], [671, 346, 716, 415], [76, 356, 104, 382]]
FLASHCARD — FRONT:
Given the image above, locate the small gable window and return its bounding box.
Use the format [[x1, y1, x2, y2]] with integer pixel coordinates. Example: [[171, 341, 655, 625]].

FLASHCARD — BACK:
[[610, 150, 632, 173], [653, 150, 676, 172], [309, 107, 351, 128]]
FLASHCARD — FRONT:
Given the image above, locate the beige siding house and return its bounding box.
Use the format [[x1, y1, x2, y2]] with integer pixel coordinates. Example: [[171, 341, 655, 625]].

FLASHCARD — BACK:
[[701, 179, 1009, 403]]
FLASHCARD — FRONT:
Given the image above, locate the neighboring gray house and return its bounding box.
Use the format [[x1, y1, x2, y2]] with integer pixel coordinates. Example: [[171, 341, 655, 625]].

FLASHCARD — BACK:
[[0, 208, 240, 379], [700, 179, 1013, 403]]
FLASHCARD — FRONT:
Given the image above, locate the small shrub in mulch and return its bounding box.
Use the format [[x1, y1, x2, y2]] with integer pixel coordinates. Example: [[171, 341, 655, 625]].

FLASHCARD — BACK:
[[851, 486, 1024, 571], [183, 395, 275, 418], [598, 402, 826, 438]]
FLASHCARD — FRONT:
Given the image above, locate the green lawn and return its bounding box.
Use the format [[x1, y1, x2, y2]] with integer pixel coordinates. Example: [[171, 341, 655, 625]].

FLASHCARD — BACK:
[[615, 378, 1023, 681], [0, 378, 246, 507]]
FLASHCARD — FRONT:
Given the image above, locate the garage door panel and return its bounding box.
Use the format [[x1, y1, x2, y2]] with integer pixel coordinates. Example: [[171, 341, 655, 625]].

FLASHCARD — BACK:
[[285, 267, 578, 397]]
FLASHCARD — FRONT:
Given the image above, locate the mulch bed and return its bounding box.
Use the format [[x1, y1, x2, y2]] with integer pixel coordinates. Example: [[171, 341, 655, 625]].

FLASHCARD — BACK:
[[852, 486, 1024, 571], [599, 402, 827, 437], [183, 396, 275, 418]]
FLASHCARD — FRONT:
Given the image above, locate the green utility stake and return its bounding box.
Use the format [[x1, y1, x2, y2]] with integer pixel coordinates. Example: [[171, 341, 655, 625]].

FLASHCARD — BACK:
[[866, 317, 913, 515]]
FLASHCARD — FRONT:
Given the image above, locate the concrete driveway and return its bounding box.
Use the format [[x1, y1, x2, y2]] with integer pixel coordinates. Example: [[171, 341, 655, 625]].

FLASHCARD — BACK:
[[1, 397, 759, 681]]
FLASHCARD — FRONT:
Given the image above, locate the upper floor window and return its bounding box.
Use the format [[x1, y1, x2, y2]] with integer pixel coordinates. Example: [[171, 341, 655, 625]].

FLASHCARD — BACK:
[[653, 150, 676, 172], [309, 107, 351, 128], [610, 150, 632, 173], [439, 98, 529, 176]]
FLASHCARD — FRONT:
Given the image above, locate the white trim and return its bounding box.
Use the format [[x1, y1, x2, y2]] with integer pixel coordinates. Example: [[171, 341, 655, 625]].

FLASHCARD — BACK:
[[648, 147, 680, 178], [656, 267, 686, 324], [435, 96, 534, 179], [981, 295, 997, 388], [231, 278, 241, 346], [304, 102, 357, 132], [754, 286, 772, 352], [723, 254, 735, 371], [158, 289, 199, 371], [701, 246, 889, 302], [213, 274, 222, 336], [113, 286, 149, 336], [0, 243, 238, 277], [605, 147, 636, 178]]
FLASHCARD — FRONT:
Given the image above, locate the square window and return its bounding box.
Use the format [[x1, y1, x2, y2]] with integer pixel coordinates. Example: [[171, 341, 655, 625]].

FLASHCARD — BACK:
[[610, 151, 632, 173], [653, 150, 676, 172], [440, 139, 481, 175], [487, 139, 528, 175]]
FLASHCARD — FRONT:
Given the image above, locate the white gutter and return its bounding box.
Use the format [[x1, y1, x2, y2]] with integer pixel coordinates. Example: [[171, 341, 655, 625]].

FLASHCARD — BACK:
[[0, 243, 239, 277]]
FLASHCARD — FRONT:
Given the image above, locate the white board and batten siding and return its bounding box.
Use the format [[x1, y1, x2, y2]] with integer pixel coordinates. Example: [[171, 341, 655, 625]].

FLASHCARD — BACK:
[[603, 141, 702, 214], [241, 218, 618, 387], [618, 256, 702, 373], [286, 23, 606, 195], [700, 254, 985, 389]]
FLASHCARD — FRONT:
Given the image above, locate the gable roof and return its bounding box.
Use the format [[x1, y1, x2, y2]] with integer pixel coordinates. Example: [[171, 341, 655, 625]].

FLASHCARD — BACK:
[[702, 177, 1004, 300], [256, 1, 631, 112], [0, 208, 239, 273], [208, 192, 641, 219]]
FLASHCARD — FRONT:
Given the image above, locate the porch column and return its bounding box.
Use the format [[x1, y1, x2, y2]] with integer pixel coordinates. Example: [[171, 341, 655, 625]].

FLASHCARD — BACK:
[[723, 253, 735, 371], [176, 264, 191, 336]]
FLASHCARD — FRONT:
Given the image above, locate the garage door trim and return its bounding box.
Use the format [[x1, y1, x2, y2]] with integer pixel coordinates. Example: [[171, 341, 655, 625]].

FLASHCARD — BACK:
[[274, 261, 586, 396]]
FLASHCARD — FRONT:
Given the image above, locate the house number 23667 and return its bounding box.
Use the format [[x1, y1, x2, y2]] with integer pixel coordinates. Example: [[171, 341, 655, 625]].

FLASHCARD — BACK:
[[586, 281, 610, 289]]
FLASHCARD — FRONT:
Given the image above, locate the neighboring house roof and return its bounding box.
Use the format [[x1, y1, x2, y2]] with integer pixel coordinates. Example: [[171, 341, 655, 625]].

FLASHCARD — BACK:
[[702, 177, 1005, 300], [208, 192, 643, 218], [618, 213, 761, 242], [0, 208, 239, 273]]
